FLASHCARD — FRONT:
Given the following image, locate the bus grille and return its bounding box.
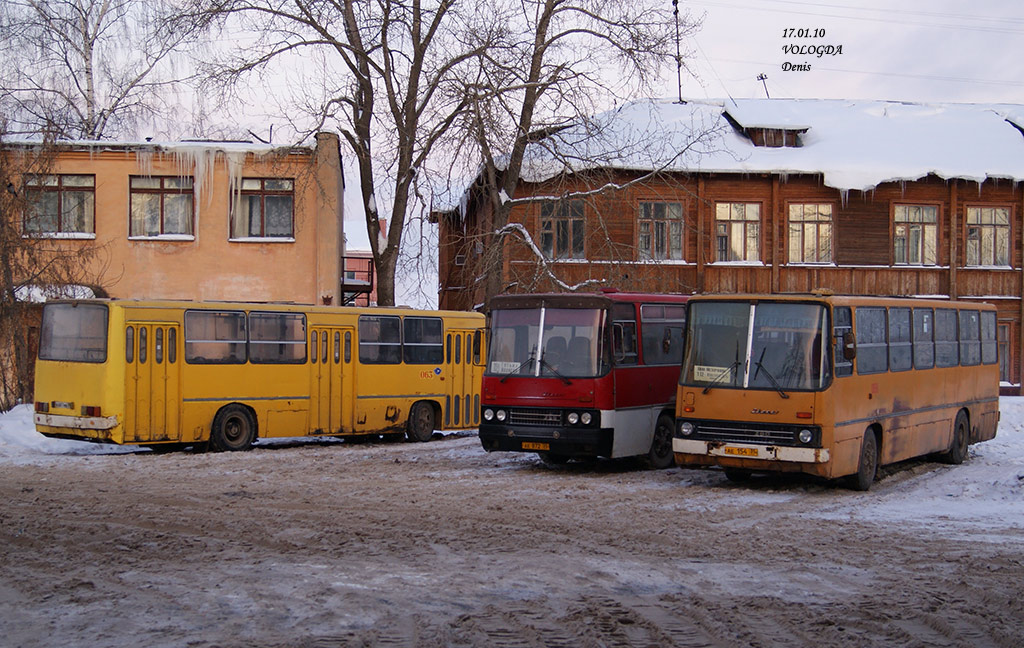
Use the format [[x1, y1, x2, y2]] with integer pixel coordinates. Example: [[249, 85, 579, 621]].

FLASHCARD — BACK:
[[686, 420, 819, 447], [507, 408, 562, 427]]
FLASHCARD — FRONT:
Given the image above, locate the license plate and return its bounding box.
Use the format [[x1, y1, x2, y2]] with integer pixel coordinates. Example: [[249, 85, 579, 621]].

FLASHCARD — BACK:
[[723, 446, 758, 457], [522, 442, 550, 451]]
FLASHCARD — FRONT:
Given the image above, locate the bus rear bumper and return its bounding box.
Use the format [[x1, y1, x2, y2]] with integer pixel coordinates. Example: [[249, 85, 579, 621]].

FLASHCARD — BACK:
[[479, 424, 613, 458], [673, 438, 830, 464], [35, 412, 119, 431]]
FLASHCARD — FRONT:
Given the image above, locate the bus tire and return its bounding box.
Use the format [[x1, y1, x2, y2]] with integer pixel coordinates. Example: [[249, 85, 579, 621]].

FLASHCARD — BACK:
[[940, 410, 969, 465], [407, 401, 435, 442], [846, 430, 878, 491], [210, 405, 256, 452], [645, 414, 676, 469]]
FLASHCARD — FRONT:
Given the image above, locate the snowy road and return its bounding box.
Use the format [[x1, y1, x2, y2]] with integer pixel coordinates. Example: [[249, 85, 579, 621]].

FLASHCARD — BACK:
[[1, 400, 1022, 647]]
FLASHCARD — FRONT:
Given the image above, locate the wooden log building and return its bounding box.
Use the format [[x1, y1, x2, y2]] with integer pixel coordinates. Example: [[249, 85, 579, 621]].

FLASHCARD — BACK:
[[434, 98, 1024, 392]]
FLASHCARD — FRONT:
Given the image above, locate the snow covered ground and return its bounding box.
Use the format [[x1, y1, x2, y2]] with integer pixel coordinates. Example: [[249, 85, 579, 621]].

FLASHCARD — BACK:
[[4, 398, 1023, 535]]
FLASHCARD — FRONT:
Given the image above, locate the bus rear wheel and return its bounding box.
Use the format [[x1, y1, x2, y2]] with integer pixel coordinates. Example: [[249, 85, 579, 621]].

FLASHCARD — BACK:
[[940, 410, 969, 465], [645, 414, 676, 469], [846, 430, 878, 491], [407, 401, 435, 442], [211, 405, 256, 452]]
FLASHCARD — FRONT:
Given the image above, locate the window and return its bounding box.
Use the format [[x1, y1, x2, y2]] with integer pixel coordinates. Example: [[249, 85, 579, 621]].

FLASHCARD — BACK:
[[934, 309, 958, 368], [893, 204, 937, 265], [912, 308, 934, 370], [24, 175, 95, 236], [231, 178, 294, 239], [184, 311, 246, 364], [888, 307, 912, 372], [638, 202, 683, 260], [833, 306, 853, 377], [855, 307, 887, 374], [788, 203, 832, 264], [249, 312, 306, 364], [639, 304, 687, 365], [610, 303, 638, 365], [540, 199, 584, 259], [715, 202, 760, 262], [39, 303, 108, 363], [359, 315, 401, 364], [404, 317, 443, 364], [958, 310, 980, 366], [130, 176, 194, 237], [981, 311, 997, 366], [966, 207, 1010, 267]]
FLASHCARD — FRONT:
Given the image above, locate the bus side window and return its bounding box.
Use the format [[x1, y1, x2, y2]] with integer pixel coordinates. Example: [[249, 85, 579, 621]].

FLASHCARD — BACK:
[[334, 331, 341, 364], [959, 310, 981, 366], [888, 307, 911, 371], [855, 307, 886, 374], [446, 334, 452, 364], [833, 306, 852, 376], [168, 328, 177, 364], [126, 327, 134, 364], [981, 311, 998, 365], [321, 333, 328, 364], [139, 327, 148, 364], [455, 333, 462, 364], [611, 304, 638, 365], [155, 327, 164, 364], [473, 330, 482, 365], [935, 309, 958, 367], [344, 331, 352, 363], [913, 308, 934, 369], [311, 331, 318, 363]]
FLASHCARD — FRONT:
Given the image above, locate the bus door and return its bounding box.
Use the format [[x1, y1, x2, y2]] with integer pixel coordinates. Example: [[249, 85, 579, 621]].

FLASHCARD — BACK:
[[310, 327, 355, 434], [445, 329, 480, 429], [124, 322, 181, 443]]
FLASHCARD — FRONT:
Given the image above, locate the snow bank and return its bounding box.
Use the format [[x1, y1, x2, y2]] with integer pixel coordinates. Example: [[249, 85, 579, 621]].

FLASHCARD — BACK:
[[0, 405, 140, 463]]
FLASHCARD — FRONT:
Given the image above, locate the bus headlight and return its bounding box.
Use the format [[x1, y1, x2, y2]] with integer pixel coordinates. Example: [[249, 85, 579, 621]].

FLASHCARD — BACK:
[[496, 409, 507, 422], [567, 412, 579, 425], [483, 408, 494, 421], [679, 422, 695, 436], [581, 412, 592, 425], [798, 428, 813, 444]]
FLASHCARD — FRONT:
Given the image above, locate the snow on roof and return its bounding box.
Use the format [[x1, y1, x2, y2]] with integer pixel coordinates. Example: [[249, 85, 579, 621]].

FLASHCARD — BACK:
[[514, 97, 1024, 194]]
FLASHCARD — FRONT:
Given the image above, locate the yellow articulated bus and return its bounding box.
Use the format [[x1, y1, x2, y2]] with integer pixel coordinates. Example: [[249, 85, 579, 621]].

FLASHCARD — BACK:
[[674, 293, 999, 490], [33, 299, 485, 450]]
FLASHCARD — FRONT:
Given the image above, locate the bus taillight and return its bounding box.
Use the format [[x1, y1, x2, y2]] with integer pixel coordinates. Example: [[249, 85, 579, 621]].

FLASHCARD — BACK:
[[81, 405, 102, 417], [35, 402, 49, 413]]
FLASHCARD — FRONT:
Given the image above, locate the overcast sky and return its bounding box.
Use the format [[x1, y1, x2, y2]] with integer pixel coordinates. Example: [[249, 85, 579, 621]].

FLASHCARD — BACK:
[[671, 0, 1024, 104]]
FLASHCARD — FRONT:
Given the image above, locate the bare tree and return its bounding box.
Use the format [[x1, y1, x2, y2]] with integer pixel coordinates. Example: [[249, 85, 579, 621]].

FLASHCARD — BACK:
[[453, 0, 701, 304], [0, 125, 105, 410], [178, 0, 491, 306], [0, 0, 195, 140]]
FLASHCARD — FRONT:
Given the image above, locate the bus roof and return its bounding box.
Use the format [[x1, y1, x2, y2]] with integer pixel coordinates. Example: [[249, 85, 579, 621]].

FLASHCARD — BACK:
[[42, 298, 485, 320], [686, 293, 997, 310], [487, 291, 689, 311]]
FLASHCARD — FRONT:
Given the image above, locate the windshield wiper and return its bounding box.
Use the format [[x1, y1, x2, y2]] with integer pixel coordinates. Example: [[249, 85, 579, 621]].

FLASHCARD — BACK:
[[539, 357, 572, 385], [499, 352, 536, 383], [753, 348, 790, 399], [701, 360, 740, 394]]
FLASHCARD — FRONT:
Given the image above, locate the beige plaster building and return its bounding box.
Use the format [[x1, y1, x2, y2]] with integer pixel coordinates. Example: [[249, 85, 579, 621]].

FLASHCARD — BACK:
[[8, 131, 346, 304]]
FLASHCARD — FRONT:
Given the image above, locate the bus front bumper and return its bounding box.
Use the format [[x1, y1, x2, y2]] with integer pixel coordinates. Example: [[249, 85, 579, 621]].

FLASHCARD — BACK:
[[479, 423, 613, 459], [673, 438, 830, 464]]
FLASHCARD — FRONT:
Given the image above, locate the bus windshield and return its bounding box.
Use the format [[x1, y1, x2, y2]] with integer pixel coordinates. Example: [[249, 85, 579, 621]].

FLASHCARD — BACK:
[[681, 301, 830, 392], [39, 303, 109, 363], [487, 307, 607, 379]]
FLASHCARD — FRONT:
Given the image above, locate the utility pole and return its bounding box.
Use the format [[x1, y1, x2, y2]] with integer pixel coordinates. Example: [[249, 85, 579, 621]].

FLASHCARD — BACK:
[[757, 73, 770, 98]]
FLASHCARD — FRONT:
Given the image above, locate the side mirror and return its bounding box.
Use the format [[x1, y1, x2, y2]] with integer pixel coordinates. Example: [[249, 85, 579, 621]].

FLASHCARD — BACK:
[[843, 331, 857, 360]]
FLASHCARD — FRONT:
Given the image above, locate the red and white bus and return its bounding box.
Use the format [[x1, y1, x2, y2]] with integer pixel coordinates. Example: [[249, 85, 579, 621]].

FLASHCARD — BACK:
[[478, 291, 688, 467]]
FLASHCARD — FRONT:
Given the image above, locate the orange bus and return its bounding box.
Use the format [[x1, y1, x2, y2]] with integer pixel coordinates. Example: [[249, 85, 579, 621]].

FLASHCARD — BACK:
[[674, 293, 999, 490]]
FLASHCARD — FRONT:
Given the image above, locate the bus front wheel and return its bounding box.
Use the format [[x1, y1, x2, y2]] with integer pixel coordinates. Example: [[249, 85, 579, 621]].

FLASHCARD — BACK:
[[210, 405, 256, 452], [940, 411, 969, 465], [846, 430, 878, 491], [645, 414, 676, 469], [407, 401, 435, 442]]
